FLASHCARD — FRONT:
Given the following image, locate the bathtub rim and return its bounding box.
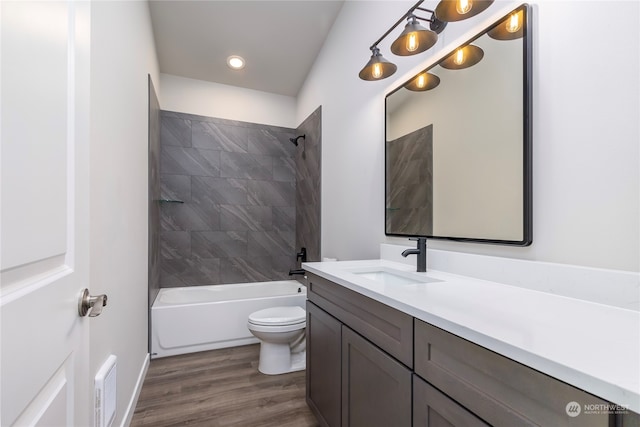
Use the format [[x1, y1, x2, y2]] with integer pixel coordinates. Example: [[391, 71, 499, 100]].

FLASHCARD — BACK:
[[152, 279, 306, 309]]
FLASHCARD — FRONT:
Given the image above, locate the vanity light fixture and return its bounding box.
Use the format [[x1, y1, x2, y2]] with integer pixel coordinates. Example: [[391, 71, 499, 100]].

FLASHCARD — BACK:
[[434, 0, 494, 22], [359, 0, 494, 81], [404, 72, 440, 91], [359, 0, 446, 81], [488, 9, 524, 40], [439, 44, 484, 69]]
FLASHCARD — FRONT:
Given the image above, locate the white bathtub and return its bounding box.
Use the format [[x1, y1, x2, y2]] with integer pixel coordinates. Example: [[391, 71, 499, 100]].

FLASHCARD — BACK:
[[151, 280, 307, 358]]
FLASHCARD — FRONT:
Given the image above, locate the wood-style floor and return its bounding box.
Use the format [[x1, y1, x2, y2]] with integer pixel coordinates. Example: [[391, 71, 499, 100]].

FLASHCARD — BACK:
[[131, 344, 319, 427]]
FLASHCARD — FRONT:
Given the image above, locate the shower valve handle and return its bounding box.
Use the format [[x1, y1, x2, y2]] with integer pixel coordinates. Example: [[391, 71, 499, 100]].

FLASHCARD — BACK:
[[296, 247, 307, 263]]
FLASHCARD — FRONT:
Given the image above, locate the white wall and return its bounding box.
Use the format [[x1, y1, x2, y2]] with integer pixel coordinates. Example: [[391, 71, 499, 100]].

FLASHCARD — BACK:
[[89, 2, 159, 426], [160, 73, 297, 128], [297, 0, 639, 272]]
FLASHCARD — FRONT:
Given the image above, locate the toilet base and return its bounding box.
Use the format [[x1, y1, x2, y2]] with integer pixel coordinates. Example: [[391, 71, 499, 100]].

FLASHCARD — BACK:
[[257, 341, 306, 375]]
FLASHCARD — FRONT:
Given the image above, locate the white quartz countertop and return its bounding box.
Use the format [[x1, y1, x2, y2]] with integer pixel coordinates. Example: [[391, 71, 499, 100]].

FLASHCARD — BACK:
[[302, 259, 640, 413]]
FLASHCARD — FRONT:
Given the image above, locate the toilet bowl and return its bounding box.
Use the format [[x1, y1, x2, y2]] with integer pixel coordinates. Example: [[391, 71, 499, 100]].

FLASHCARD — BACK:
[[247, 306, 306, 375]]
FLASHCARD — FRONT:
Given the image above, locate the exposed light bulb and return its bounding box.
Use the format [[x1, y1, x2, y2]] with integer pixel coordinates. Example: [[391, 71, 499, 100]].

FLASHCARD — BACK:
[[454, 48, 465, 65], [506, 12, 521, 33], [416, 73, 427, 89], [372, 63, 383, 79], [406, 33, 419, 52], [456, 0, 473, 15]]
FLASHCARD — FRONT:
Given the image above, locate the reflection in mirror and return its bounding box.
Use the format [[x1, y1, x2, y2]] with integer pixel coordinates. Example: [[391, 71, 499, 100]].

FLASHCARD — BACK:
[[385, 4, 531, 245]]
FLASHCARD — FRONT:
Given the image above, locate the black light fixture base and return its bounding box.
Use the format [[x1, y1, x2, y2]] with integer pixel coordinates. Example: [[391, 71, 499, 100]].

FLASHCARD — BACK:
[[430, 17, 447, 34]]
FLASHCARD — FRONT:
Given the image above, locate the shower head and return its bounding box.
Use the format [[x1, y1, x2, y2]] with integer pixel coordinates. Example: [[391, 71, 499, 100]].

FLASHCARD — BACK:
[[289, 134, 305, 146]]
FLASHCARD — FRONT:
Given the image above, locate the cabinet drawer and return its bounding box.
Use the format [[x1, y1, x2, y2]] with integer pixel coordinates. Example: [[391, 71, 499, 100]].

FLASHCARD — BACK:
[[307, 272, 413, 367], [413, 374, 489, 427], [414, 320, 613, 426]]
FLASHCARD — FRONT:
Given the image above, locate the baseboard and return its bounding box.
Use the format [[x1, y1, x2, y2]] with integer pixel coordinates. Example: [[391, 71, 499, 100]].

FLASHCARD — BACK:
[[120, 353, 150, 427]]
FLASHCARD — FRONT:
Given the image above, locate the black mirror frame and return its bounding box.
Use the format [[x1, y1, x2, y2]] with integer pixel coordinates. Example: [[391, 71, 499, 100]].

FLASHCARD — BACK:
[[384, 3, 532, 246]]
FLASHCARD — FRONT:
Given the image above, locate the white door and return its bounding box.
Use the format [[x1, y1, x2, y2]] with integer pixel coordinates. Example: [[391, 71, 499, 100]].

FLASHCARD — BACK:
[[1, 2, 92, 426]]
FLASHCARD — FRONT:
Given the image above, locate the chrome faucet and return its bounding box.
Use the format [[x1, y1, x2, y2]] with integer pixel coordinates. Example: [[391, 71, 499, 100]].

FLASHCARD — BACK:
[[401, 237, 427, 272]]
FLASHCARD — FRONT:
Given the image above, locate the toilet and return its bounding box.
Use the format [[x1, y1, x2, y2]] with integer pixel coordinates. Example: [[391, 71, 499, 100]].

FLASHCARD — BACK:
[[247, 306, 306, 375]]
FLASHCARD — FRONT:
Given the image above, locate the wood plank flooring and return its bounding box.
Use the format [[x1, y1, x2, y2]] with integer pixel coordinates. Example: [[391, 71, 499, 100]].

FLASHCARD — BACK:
[[131, 344, 319, 427]]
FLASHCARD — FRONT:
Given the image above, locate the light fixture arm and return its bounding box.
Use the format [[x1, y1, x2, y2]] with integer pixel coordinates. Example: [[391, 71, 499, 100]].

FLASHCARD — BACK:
[[368, 0, 426, 50], [414, 7, 447, 33]]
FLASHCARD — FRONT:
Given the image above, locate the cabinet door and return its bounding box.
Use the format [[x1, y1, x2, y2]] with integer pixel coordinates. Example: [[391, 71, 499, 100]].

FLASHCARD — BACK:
[[413, 375, 489, 427], [342, 326, 411, 427], [307, 301, 342, 427]]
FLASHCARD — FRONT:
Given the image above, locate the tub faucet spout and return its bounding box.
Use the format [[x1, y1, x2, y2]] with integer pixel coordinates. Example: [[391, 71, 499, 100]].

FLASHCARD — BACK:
[[401, 237, 427, 272], [289, 269, 305, 276]]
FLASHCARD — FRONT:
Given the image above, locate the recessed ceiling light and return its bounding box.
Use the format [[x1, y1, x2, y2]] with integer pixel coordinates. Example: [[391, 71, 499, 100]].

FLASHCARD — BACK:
[[227, 55, 245, 70]]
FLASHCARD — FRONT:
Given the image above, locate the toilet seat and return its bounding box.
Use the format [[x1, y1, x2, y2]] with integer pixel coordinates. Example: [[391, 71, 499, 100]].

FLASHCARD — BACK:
[[248, 306, 306, 326]]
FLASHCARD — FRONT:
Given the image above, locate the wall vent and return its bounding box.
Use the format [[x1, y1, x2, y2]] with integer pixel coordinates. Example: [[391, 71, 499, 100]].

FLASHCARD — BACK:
[[94, 355, 117, 427]]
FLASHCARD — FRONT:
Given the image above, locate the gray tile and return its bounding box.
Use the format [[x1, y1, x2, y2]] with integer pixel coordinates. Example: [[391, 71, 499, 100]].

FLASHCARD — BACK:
[[273, 206, 295, 232], [248, 180, 295, 207], [160, 174, 191, 202], [160, 202, 220, 231], [273, 156, 295, 182], [192, 121, 248, 153], [220, 205, 272, 231], [192, 231, 247, 259], [295, 177, 319, 207], [154, 109, 307, 288], [160, 257, 220, 287], [220, 152, 272, 180], [295, 106, 322, 262], [248, 128, 296, 157], [271, 254, 297, 280], [219, 257, 273, 284], [161, 116, 191, 147], [160, 231, 191, 259], [296, 203, 321, 262], [295, 139, 320, 183], [248, 230, 295, 258], [161, 146, 220, 177], [192, 177, 247, 205]]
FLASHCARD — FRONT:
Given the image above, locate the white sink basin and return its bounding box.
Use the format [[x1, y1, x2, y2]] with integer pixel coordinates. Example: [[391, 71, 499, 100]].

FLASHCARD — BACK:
[[349, 267, 440, 285]]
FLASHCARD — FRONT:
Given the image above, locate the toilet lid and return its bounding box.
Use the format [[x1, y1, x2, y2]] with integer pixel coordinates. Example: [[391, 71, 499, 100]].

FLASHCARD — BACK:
[[248, 306, 306, 326]]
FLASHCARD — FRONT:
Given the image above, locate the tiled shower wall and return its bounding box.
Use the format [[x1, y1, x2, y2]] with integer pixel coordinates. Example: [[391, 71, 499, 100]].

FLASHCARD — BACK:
[[148, 76, 161, 304], [159, 111, 297, 286], [295, 106, 321, 263]]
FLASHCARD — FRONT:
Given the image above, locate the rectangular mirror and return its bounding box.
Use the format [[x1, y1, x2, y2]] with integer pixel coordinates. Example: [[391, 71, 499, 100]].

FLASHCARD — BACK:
[[385, 4, 532, 245]]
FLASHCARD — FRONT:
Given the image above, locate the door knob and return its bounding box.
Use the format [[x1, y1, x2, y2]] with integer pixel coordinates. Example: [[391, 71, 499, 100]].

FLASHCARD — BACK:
[[78, 288, 108, 317]]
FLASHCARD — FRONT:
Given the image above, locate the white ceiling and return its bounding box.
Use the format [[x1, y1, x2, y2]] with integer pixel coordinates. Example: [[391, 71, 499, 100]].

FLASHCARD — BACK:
[[148, 1, 345, 97]]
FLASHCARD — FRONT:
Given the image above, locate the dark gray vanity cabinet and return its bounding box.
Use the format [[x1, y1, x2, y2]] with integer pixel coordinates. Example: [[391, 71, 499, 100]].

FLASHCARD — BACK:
[[306, 272, 636, 427]]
